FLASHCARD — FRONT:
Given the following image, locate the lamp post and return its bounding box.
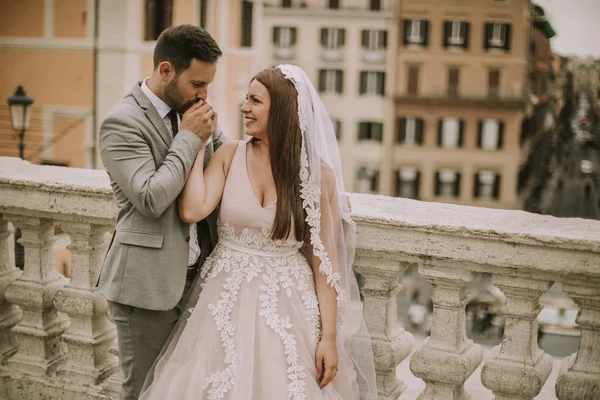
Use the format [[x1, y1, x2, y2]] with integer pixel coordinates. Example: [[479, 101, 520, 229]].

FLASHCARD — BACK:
[[7, 85, 34, 160]]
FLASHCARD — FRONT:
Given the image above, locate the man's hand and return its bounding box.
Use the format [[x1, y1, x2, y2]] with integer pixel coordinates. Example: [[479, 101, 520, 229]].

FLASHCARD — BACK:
[[181, 100, 215, 143]]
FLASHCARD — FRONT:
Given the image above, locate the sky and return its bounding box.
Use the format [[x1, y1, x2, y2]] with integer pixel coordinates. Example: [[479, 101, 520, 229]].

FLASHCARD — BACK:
[[533, 0, 600, 58]]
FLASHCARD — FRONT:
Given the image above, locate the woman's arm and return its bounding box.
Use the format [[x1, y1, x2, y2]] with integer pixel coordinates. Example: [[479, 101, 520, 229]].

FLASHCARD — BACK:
[[178, 140, 239, 223], [312, 168, 341, 388]]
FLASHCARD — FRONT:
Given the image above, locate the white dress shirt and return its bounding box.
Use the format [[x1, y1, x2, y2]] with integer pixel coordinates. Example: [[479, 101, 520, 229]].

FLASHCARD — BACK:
[[141, 79, 201, 267]]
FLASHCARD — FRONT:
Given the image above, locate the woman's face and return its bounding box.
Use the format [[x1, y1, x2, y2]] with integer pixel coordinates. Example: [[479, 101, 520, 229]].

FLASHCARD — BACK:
[[240, 79, 271, 140]]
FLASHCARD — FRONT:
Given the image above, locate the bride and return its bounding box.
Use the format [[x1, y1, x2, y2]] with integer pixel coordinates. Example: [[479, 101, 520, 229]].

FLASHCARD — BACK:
[[139, 64, 377, 400]]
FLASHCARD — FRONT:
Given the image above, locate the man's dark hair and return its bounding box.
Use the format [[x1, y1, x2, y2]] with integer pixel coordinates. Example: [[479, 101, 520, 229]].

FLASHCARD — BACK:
[[154, 25, 222, 72]]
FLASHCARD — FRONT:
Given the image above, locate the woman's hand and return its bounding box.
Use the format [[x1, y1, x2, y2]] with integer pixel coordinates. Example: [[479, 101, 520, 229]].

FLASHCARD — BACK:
[[315, 337, 338, 389]]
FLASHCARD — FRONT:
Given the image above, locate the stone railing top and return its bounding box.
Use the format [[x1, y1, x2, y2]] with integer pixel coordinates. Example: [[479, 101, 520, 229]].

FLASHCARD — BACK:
[[351, 193, 600, 253], [1, 156, 600, 255], [0, 157, 112, 195]]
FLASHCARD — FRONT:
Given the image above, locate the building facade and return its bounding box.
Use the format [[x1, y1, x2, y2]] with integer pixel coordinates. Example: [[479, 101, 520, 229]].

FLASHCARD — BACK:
[[393, 0, 531, 209]]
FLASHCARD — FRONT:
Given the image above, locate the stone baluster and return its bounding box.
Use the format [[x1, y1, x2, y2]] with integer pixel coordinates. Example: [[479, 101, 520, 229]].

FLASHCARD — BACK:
[[0, 218, 22, 364], [354, 256, 414, 400], [481, 276, 553, 400], [53, 222, 118, 384], [555, 282, 600, 400], [4, 216, 68, 375], [410, 265, 483, 400]]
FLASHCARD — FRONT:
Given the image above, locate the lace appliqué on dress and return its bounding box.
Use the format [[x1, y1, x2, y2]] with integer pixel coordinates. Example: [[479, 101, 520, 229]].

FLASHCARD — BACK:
[[198, 221, 322, 400]]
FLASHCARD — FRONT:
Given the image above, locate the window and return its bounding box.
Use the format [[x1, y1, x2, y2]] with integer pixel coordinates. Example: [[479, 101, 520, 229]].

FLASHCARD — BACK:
[[448, 68, 460, 97], [329, 0, 339, 9], [435, 169, 461, 197], [444, 21, 469, 49], [396, 168, 420, 199], [357, 167, 379, 193], [272, 26, 297, 48], [318, 69, 344, 94], [474, 171, 501, 200], [370, 0, 382, 10], [397, 117, 424, 145], [359, 71, 385, 96], [199, 0, 208, 29], [332, 119, 342, 140], [478, 119, 504, 150], [438, 118, 464, 148], [144, 0, 173, 41], [321, 28, 345, 49], [485, 22, 511, 51], [241, 0, 253, 47], [282, 0, 292, 7], [362, 30, 387, 50], [358, 122, 383, 141], [407, 65, 419, 95], [404, 19, 429, 46], [488, 69, 500, 98]]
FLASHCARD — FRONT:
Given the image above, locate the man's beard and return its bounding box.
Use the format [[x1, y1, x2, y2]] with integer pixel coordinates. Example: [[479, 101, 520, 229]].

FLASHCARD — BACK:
[[164, 77, 198, 114]]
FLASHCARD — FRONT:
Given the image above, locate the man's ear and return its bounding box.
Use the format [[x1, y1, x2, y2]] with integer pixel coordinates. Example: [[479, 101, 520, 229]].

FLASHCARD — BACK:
[[158, 61, 174, 81]]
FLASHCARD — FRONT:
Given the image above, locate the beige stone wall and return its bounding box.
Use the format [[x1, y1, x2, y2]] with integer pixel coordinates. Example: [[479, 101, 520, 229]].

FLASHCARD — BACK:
[[54, 0, 89, 38], [0, 0, 45, 37]]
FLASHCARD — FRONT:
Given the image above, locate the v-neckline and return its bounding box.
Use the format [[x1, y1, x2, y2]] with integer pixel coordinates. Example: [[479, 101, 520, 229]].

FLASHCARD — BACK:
[[244, 142, 276, 209]]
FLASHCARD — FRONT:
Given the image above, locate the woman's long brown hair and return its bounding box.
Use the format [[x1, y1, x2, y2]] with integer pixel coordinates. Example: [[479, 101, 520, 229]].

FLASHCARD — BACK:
[[252, 68, 307, 242]]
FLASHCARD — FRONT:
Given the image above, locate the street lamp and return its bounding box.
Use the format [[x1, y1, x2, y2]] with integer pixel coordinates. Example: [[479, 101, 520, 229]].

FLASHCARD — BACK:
[[7, 85, 34, 159]]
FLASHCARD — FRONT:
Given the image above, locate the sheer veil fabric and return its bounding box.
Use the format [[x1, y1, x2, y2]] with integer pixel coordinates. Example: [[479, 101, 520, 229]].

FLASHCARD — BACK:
[[139, 64, 377, 399], [278, 64, 377, 399]]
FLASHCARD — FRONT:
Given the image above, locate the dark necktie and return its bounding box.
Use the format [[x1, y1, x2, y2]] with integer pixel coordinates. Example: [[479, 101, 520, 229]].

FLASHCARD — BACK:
[[167, 109, 179, 136]]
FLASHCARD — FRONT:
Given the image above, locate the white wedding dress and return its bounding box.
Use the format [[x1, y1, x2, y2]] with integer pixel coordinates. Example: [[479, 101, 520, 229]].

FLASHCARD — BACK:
[[140, 141, 357, 400]]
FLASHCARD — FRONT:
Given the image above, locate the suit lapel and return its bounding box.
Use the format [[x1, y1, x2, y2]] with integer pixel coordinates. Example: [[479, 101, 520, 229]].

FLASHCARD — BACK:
[[130, 82, 172, 147]]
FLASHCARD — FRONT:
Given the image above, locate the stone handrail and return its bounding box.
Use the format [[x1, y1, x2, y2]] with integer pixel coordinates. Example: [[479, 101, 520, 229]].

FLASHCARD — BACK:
[[0, 156, 599, 400]]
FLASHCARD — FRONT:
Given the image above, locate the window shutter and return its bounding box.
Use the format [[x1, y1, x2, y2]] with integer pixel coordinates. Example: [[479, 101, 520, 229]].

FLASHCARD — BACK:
[[336, 70, 343, 94], [376, 123, 383, 142], [478, 120, 483, 148], [415, 171, 421, 199], [455, 173, 462, 197], [378, 72, 385, 96], [458, 120, 465, 147], [162, 0, 174, 35], [321, 28, 327, 46], [273, 27, 280, 45], [463, 22, 470, 49], [145, 0, 157, 41], [416, 118, 424, 144], [403, 20, 410, 45], [504, 24, 512, 51], [484, 23, 492, 50], [444, 21, 451, 48], [291, 27, 297, 45], [362, 30, 369, 48], [438, 119, 443, 146], [382, 31, 388, 48], [498, 121, 505, 149], [319, 69, 326, 92], [473, 173, 480, 198], [339, 29, 345, 46], [398, 118, 407, 143], [493, 174, 501, 199], [423, 20, 429, 47], [359, 71, 367, 95], [435, 172, 441, 196]]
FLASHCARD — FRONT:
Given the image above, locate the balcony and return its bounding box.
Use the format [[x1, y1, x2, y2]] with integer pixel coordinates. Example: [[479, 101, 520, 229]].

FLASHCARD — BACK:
[[362, 49, 386, 64], [396, 87, 526, 109], [1, 156, 599, 399], [321, 47, 344, 63], [273, 46, 295, 60]]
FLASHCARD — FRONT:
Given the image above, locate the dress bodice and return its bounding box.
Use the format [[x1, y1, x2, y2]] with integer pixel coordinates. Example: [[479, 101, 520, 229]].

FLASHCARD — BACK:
[[218, 141, 302, 254]]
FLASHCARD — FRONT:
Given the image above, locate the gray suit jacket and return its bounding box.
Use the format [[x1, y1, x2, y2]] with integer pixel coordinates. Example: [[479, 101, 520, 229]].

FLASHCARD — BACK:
[[97, 82, 226, 311]]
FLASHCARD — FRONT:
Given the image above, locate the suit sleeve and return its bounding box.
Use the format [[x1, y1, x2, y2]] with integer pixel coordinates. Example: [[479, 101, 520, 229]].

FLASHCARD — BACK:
[[99, 113, 204, 219], [210, 124, 229, 153]]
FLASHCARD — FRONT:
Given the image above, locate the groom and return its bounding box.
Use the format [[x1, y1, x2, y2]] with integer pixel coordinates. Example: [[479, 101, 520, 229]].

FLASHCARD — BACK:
[[97, 25, 226, 399]]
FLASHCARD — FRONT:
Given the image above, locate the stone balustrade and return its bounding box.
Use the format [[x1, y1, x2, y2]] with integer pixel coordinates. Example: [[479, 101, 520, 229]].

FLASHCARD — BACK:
[[0, 156, 599, 400]]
